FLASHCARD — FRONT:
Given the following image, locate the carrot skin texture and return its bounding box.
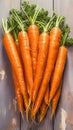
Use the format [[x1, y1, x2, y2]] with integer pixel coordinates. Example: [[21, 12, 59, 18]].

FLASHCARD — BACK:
[[28, 25, 39, 79], [31, 27, 61, 117], [3, 33, 29, 109], [49, 46, 68, 101], [18, 31, 33, 99], [32, 32, 50, 102], [39, 101, 47, 122], [12, 69, 24, 118], [44, 85, 49, 105], [50, 87, 61, 119]]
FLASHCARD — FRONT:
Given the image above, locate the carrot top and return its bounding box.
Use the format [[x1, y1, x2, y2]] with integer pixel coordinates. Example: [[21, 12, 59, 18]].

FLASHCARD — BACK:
[[2, 19, 15, 34], [21, 3, 41, 25], [61, 25, 73, 46], [10, 9, 25, 32]]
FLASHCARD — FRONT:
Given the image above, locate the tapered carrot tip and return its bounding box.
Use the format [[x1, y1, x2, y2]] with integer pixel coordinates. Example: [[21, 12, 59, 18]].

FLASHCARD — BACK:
[[50, 112, 54, 120], [29, 98, 31, 107], [21, 111, 24, 120], [39, 116, 43, 122], [26, 108, 29, 122], [48, 99, 51, 107]]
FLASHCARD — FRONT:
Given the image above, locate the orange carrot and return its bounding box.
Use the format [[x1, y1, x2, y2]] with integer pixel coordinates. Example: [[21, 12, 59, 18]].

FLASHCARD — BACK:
[[32, 32, 49, 102], [28, 25, 39, 79], [2, 18, 29, 112], [50, 86, 61, 119], [44, 85, 49, 105], [22, 6, 40, 80], [18, 31, 33, 100], [10, 10, 33, 101], [3, 32, 29, 109], [39, 101, 47, 122], [12, 69, 24, 119], [31, 16, 64, 117], [49, 46, 68, 102]]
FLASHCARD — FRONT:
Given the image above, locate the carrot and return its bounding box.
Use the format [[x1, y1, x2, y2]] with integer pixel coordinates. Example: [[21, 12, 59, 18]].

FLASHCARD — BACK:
[[12, 69, 24, 119], [31, 16, 64, 118], [44, 85, 49, 105], [49, 25, 72, 103], [31, 14, 57, 103], [11, 10, 33, 103], [49, 47, 67, 103], [50, 86, 61, 119], [2, 19, 29, 113], [39, 101, 48, 122], [28, 25, 39, 79], [26, 7, 40, 79]]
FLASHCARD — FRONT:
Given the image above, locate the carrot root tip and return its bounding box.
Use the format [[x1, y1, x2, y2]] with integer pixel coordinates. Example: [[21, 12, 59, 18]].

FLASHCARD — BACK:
[[21, 111, 24, 120]]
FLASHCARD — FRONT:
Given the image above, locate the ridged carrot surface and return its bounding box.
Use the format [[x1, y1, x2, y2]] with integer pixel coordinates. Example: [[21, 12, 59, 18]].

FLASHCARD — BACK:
[[3, 33, 29, 109], [28, 25, 39, 79], [49, 46, 68, 102], [32, 32, 49, 103], [18, 31, 33, 100]]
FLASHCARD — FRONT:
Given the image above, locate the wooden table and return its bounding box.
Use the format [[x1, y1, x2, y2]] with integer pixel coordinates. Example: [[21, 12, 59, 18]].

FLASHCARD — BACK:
[[0, 0, 73, 130]]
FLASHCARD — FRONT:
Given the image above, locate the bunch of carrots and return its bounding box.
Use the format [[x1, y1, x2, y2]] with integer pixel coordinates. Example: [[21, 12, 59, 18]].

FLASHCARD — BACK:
[[2, 1, 73, 122]]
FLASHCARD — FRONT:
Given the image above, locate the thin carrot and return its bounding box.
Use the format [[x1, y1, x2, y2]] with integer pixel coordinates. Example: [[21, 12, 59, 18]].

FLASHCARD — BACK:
[[39, 101, 48, 122], [50, 86, 61, 120], [49, 46, 67, 102], [28, 25, 39, 79], [44, 85, 49, 105], [26, 7, 40, 79], [31, 16, 64, 118], [2, 19, 29, 112], [32, 14, 57, 103], [49, 25, 73, 104], [12, 69, 24, 119], [11, 10, 33, 103]]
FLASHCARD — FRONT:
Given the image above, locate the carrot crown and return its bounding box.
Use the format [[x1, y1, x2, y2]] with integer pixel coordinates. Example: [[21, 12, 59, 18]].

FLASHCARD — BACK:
[[61, 25, 73, 46], [55, 16, 65, 27], [8, 17, 18, 42], [44, 13, 57, 32], [21, 5, 41, 25], [2, 19, 15, 33], [10, 9, 25, 31]]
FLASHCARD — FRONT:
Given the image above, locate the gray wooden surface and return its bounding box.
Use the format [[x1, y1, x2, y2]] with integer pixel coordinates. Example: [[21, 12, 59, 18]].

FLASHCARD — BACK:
[[0, 0, 20, 130], [0, 0, 73, 130]]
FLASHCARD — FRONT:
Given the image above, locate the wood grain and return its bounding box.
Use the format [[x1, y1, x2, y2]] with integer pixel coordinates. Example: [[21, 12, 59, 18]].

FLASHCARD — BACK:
[[0, 0, 20, 130], [53, 1, 73, 130]]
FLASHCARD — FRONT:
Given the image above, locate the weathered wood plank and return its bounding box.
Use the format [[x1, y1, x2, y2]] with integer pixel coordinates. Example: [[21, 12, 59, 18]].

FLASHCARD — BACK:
[[0, 0, 20, 130], [53, 47, 73, 130], [53, 1, 73, 130], [54, 0, 73, 37]]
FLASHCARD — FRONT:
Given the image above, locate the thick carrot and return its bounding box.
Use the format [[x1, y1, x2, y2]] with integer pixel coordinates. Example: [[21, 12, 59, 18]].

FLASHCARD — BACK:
[[18, 31, 33, 99], [28, 25, 39, 79], [22, 6, 40, 80], [49, 46, 68, 102], [50, 86, 61, 119], [32, 32, 49, 102], [31, 16, 64, 117], [11, 10, 33, 102], [39, 101, 47, 122], [12, 69, 24, 119], [44, 85, 49, 105], [3, 32, 29, 109]]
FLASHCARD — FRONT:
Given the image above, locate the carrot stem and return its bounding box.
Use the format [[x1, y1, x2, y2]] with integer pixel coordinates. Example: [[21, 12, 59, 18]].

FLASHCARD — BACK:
[[2, 19, 15, 33]]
